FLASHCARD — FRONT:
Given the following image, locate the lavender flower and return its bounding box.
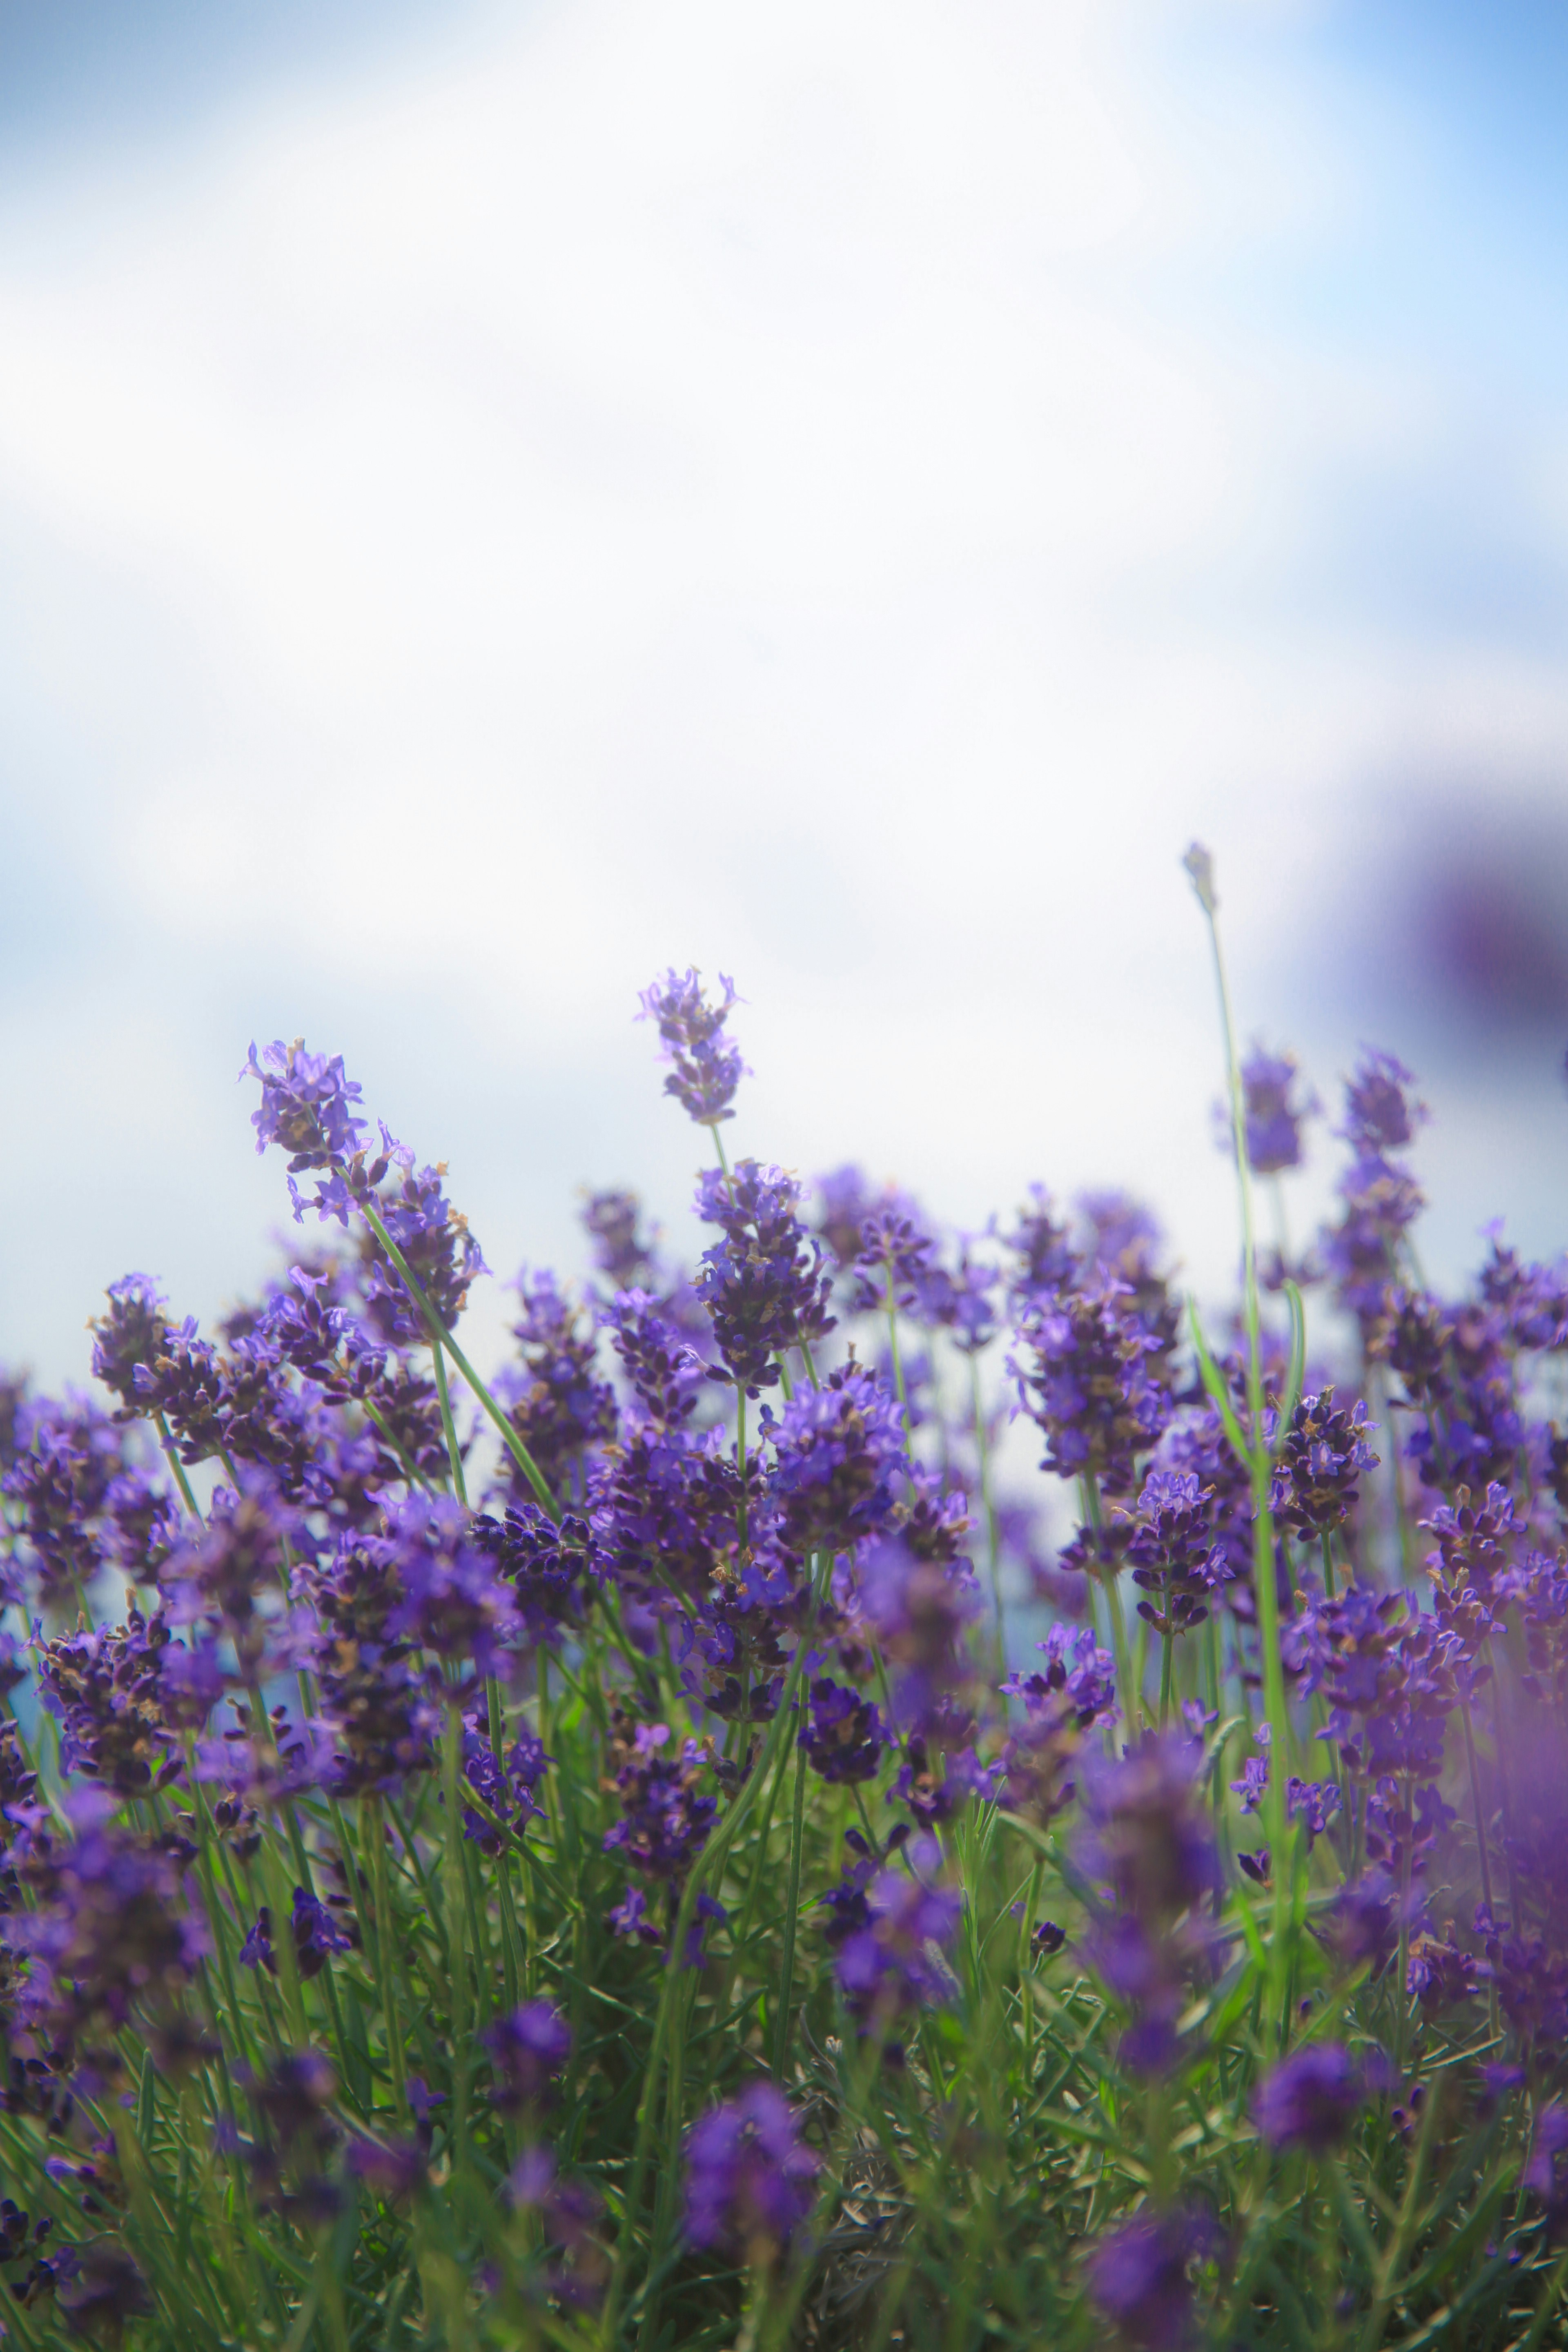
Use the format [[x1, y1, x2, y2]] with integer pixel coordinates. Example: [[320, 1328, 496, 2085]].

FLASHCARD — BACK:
[[1009, 1281, 1168, 1499], [693, 1161, 835, 1394], [370, 1493, 522, 1680], [602, 1290, 704, 1427], [1236, 1043, 1318, 1174], [1271, 1388, 1379, 1536], [769, 1363, 907, 1552], [1122, 1468, 1234, 1640], [1342, 1050, 1427, 1155], [1006, 1185, 1078, 1311], [461, 1708, 548, 1851], [57, 2248, 152, 2338], [581, 1187, 662, 1291], [36, 1610, 184, 1797], [999, 1624, 1119, 1823], [2, 1402, 126, 1600], [243, 1039, 369, 1173], [163, 1471, 303, 1687], [239, 1888, 353, 1982], [602, 1715, 716, 1890], [89, 1273, 170, 1412], [499, 1269, 616, 1496], [1526, 2102, 1568, 2227], [15, 1793, 207, 2042], [833, 1835, 961, 2038], [797, 1677, 886, 1784], [1087, 2206, 1216, 2352], [849, 1205, 937, 1316], [359, 1159, 488, 1339], [857, 1532, 982, 1731], [483, 2001, 570, 2117], [1253, 2041, 1389, 2153], [1077, 1736, 1219, 2077], [682, 2085, 819, 2265], [639, 968, 747, 1126], [1323, 1053, 1428, 1330], [293, 1534, 441, 1794]]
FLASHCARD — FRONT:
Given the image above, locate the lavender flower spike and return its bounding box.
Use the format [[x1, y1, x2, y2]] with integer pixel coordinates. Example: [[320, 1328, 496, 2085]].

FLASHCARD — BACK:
[[682, 2084, 819, 2265], [638, 968, 748, 1126]]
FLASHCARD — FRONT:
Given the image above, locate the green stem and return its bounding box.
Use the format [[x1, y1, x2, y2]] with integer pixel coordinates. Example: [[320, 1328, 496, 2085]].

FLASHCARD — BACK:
[[443, 1701, 470, 2154], [430, 1332, 467, 1503], [361, 1396, 434, 1492], [736, 1389, 749, 1552], [1189, 856, 1293, 2023], [884, 1260, 908, 1437], [771, 1743, 810, 2082], [971, 1354, 1007, 1683], [157, 1410, 203, 1522], [600, 1642, 815, 2351], [359, 1197, 555, 1513], [365, 1796, 407, 2113]]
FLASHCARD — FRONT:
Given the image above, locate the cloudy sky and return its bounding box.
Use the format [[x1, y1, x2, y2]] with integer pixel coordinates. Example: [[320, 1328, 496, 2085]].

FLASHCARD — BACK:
[[3, 0, 1567, 1391]]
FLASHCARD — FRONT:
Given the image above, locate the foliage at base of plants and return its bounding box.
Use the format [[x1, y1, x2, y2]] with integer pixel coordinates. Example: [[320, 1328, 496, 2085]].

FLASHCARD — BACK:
[[5, 850, 1568, 2351]]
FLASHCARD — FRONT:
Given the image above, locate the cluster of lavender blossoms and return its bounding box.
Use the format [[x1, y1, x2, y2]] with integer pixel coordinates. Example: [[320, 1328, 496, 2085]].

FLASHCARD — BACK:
[[3, 893, 1568, 2352]]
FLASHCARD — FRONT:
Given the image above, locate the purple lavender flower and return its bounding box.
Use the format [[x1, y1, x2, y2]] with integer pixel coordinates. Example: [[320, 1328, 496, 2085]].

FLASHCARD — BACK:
[[602, 1290, 704, 1427], [470, 1503, 604, 1647], [1236, 1043, 1318, 1174], [1086, 2206, 1216, 2352], [999, 1626, 1118, 1824], [56, 2248, 152, 2338], [769, 1364, 907, 1552], [243, 1039, 369, 1173], [1077, 1736, 1219, 2077], [683, 2085, 819, 2265], [163, 1470, 304, 1687], [1342, 1049, 1427, 1156], [89, 1273, 170, 1412], [849, 1205, 937, 1316], [798, 1677, 885, 1784], [461, 1707, 548, 1851], [14, 1793, 207, 2041], [370, 1493, 522, 1680], [856, 1533, 982, 1731], [36, 1608, 184, 1797], [1227, 1732, 1341, 1873], [498, 1269, 616, 1497], [1323, 1054, 1428, 1330], [582, 1187, 662, 1291], [359, 1159, 488, 1339], [602, 1715, 716, 1888], [693, 1161, 835, 1394], [607, 1884, 662, 1946], [1009, 1280, 1168, 1499], [814, 1165, 902, 1271], [293, 1533, 441, 1794], [238, 1887, 352, 1982], [916, 1245, 1001, 1352], [1122, 1468, 1234, 1640], [1006, 1185, 1078, 1311], [347, 2137, 425, 2201], [639, 968, 747, 1126], [1526, 2103, 1568, 2225], [833, 1835, 962, 2036], [1, 1400, 127, 1600], [483, 2001, 571, 2117], [1271, 1388, 1379, 1536], [1479, 1229, 1568, 1354]]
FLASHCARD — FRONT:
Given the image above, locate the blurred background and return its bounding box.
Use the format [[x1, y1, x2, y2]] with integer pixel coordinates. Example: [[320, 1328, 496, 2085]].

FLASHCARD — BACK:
[[3, 0, 1567, 1389]]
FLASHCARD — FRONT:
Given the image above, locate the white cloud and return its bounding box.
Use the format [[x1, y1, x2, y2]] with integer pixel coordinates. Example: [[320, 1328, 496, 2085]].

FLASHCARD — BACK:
[[1, 0, 1564, 1383]]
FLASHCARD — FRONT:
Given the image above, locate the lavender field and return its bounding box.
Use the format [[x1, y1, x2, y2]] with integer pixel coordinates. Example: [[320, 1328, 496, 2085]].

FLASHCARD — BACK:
[[2, 852, 1568, 2350]]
